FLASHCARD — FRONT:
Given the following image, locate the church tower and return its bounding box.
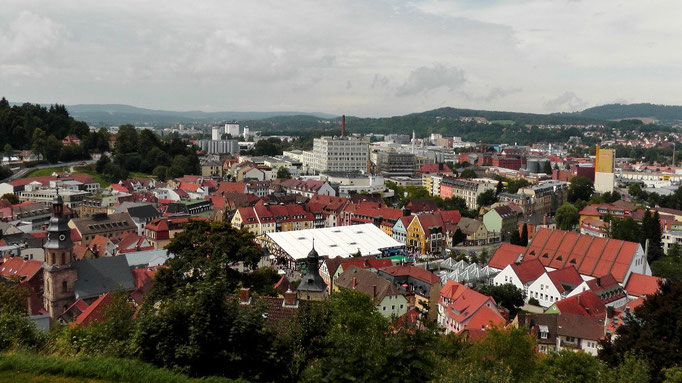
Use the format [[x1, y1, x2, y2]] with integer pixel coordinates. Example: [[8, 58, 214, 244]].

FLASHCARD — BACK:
[[43, 193, 77, 318], [297, 241, 328, 301]]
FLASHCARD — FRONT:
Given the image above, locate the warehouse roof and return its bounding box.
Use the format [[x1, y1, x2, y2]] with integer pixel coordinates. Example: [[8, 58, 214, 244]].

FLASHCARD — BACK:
[[264, 223, 403, 260]]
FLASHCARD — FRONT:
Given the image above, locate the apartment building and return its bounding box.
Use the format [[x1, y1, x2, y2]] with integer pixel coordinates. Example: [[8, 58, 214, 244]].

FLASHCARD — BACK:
[[439, 177, 496, 209]]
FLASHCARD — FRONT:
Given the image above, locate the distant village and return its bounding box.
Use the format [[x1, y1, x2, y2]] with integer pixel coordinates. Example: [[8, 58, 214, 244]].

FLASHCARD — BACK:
[[1, 117, 678, 356]]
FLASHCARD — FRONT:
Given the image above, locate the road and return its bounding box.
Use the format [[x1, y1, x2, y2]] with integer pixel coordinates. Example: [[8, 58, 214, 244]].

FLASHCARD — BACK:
[[1, 159, 96, 182]]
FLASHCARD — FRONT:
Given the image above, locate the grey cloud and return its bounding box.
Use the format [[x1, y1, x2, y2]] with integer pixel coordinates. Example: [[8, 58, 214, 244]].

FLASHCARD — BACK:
[[396, 64, 466, 97], [371, 74, 390, 89], [544, 91, 588, 112], [0, 11, 66, 66]]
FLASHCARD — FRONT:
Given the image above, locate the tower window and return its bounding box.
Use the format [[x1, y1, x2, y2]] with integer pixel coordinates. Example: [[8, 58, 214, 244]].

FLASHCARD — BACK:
[[62, 281, 67, 293], [61, 253, 66, 265]]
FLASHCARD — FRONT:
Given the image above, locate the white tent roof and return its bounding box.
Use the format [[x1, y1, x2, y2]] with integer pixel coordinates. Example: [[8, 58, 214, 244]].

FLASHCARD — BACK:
[[264, 223, 403, 260]]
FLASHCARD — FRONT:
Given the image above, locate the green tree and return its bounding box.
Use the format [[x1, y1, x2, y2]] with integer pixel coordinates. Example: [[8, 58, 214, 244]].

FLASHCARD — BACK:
[[460, 168, 477, 179], [0, 166, 12, 180], [467, 326, 537, 382], [31, 128, 47, 158], [277, 167, 292, 179], [3, 143, 12, 157], [44, 135, 63, 163], [555, 202, 579, 230], [152, 165, 169, 181], [628, 183, 643, 198], [602, 191, 621, 203], [477, 189, 498, 208], [476, 283, 525, 318], [609, 217, 642, 243], [668, 243, 682, 258], [520, 223, 528, 246], [509, 229, 522, 246], [452, 228, 466, 246], [148, 221, 263, 301], [569, 176, 595, 202], [1, 193, 19, 204], [0, 283, 43, 352], [533, 349, 602, 383], [599, 281, 681, 382]]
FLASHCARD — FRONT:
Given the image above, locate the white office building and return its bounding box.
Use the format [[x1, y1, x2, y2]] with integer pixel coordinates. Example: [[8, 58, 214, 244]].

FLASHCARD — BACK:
[[303, 136, 370, 173]]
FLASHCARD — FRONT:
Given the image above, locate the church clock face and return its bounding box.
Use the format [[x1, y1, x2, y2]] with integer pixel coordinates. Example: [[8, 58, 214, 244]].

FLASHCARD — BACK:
[[59, 234, 66, 241]]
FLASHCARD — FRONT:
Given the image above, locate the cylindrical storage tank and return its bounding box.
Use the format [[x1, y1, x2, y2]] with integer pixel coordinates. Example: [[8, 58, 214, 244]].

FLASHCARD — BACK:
[[538, 159, 551, 174], [526, 159, 540, 173]]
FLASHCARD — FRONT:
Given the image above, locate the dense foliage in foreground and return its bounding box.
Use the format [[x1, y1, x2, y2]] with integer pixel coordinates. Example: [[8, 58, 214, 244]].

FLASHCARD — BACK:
[[1, 221, 680, 382]]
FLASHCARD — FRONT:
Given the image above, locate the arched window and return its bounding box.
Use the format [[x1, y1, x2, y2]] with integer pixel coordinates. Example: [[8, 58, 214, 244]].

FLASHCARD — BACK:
[[62, 281, 67, 293], [61, 253, 66, 265]]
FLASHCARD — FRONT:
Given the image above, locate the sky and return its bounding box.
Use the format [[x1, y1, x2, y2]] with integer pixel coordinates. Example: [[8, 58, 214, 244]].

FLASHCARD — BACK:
[[1, 0, 681, 117]]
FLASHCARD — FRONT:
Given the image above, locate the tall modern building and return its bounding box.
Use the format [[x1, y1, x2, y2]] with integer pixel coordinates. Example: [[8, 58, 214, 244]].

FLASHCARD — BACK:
[[211, 127, 220, 141], [594, 146, 615, 193], [376, 151, 416, 177], [224, 123, 240, 137], [305, 136, 370, 173]]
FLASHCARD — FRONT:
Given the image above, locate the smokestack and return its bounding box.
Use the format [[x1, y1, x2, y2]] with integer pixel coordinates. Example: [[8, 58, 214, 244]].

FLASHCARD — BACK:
[[341, 115, 346, 137], [352, 277, 357, 289], [372, 285, 377, 298]]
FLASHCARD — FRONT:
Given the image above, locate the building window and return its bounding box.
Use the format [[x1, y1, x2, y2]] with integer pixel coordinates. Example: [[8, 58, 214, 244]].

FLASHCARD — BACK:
[[61, 253, 66, 265], [61, 281, 67, 293]]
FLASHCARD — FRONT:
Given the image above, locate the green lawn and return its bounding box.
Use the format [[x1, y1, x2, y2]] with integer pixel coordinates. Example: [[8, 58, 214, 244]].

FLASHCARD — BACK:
[[24, 166, 69, 178], [0, 371, 112, 383], [0, 353, 235, 383], [22, 166, 154, 189]]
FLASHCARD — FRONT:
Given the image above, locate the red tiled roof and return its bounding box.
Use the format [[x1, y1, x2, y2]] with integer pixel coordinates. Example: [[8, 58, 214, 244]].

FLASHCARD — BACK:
[[510, 258, 546, 285], [546, 266, 583, 294], [488, 243, 526, 269], [0, 257, 42, 282], [525, 228, 640, 283], [380, 265, 440, 284], [73, 293, 113, 327], [178, 182, 201, 192], [625, 273, 663, 297], [111, 184, 130, 193], [552, 290, 605, 317], [466, 305, 506, 330]]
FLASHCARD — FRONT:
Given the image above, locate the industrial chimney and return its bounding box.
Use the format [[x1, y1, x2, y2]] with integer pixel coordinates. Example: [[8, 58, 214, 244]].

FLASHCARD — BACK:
[[341, 115, 346, 137]]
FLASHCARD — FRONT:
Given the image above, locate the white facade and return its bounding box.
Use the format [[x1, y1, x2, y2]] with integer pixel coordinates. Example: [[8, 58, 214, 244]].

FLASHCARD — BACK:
[[153, 188, 182, 201], [595, 172, 615, 193], [492, 265, 526, 292], [304, 136, 370, 173], [526, 272, 562, 307], [224, 123, 240, 137], [212, 127, 220, 141]]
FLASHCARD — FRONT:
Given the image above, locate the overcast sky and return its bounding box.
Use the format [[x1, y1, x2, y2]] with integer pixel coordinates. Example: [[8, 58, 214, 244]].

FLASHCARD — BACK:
[[1, 1, 681, 117]]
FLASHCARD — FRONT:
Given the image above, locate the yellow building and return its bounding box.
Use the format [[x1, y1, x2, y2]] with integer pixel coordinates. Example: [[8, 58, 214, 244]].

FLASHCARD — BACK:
[[594, 146, 615, 193]]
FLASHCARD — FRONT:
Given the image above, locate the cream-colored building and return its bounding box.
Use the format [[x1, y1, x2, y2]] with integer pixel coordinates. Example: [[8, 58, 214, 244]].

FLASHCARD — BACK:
[[594, 146, 615, 193], [303, 136, 370, 173]]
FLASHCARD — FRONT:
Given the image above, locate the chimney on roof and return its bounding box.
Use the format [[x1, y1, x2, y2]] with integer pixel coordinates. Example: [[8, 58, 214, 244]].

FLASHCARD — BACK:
[[283, 289, 297, 306], [372, 285, 377, 298], [341, 115, 346, 137], [239, 287, 251, 304], [352, 277, 357, 289], [543, 215, 548, 226]]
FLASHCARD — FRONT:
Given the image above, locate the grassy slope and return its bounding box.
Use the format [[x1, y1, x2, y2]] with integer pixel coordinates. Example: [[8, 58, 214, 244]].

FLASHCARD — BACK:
[[0, 353, 238, 383], [0, 370, 112, 383], [21, 166, 153, 189]]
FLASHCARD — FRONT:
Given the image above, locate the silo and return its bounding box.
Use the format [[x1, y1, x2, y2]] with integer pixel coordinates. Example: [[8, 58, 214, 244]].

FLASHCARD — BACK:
[[538, 159, 551, 174], [526, 158, 540, 173]]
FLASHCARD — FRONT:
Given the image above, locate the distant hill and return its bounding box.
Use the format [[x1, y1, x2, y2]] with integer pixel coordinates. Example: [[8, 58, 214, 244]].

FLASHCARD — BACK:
[[572, 103, 682, 124], [10, 102, 337, 126]]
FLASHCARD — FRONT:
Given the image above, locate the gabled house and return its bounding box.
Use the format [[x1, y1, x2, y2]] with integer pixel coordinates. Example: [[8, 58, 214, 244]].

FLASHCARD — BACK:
[[320, 256, 393, 292], [567, 273, 628, 307], [88, 235, 118, 258], [458, 217, 497, 246], [378, 265, 441, 320], [623, 272, 663, 299], [392, 216, 414, 244], [482, 205, 519, 241], [335, 266, 408, 318], [526, 266, 583, 308], [492, 258, 546, 298], [545, 290, 606, 318], [406, 213, 447, 255], [518, 313, 605, 355], [437, 280, 504, 334]]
